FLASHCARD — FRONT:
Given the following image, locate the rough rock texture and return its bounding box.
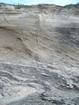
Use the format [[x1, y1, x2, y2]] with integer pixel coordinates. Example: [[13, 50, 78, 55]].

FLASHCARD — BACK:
[[0, 3, 79, 105]]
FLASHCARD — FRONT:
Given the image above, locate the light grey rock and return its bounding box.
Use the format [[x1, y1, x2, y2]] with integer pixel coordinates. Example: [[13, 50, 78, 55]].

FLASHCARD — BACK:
[[0, 3, 79, 105]]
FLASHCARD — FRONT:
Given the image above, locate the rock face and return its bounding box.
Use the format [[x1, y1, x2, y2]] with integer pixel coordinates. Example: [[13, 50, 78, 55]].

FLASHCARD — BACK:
[[0, 3, 79, 105]]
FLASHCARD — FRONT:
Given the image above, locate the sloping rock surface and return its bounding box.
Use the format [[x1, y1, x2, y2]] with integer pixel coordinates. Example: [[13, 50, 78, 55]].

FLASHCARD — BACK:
[[0, 3, 79, 105]]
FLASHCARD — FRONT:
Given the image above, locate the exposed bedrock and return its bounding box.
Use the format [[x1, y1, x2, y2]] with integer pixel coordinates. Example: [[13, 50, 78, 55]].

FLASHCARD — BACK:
[[0, 3, 79, 105]]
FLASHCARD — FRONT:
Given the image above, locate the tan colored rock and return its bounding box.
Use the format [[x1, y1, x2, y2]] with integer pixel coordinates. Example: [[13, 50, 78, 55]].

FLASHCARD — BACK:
[[0, 3, 79, 105]]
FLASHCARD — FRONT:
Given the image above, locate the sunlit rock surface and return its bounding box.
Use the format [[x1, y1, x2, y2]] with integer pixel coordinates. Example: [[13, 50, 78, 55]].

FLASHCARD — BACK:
[[0, 3, 79, 105]]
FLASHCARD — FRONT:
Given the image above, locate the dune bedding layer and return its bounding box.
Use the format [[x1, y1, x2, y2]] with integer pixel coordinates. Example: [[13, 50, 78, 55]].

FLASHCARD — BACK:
[[0, 3, 79, 105]]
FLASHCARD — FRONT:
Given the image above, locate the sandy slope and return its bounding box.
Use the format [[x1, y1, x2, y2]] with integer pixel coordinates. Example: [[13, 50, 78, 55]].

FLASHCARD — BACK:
[[0, 3, 79, 105]]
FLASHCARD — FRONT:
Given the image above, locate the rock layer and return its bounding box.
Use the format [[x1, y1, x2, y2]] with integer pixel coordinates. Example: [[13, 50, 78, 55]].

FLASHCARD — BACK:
[[0, 3, 79, 105]]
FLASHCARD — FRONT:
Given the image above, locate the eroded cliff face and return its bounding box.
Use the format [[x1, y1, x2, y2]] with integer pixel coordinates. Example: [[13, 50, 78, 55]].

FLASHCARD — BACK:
[[0, 3, 79, 105]]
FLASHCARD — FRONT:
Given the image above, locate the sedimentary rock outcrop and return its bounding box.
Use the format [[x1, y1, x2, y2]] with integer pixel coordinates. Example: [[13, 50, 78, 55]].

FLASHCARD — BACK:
[[0, 3, 79, 105]]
